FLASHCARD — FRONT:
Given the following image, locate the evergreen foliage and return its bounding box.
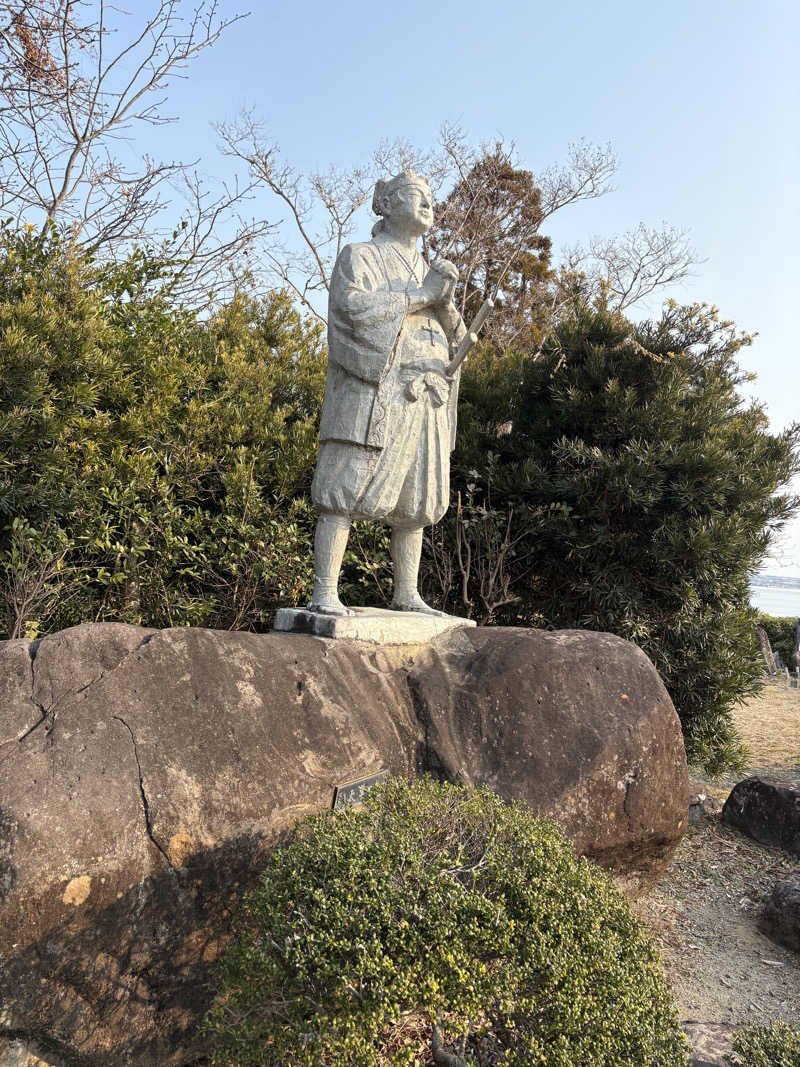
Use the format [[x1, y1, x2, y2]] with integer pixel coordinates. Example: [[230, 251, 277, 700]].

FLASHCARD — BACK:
[[427, 151, 553, 344], [203, 777, 689, 1066], [726, 1021, 800, 1066], [437, 298, 800, 771], [0, 226, 326, 636]]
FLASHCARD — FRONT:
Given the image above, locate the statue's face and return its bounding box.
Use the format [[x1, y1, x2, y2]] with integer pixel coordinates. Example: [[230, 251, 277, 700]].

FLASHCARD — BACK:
[[384, 182, 433, 234]]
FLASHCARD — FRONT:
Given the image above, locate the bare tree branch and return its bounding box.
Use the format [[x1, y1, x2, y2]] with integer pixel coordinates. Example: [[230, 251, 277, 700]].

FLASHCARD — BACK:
[[564, 222, 699, 311], [216, 115, 468, 315], [0, 0, 259, 303], [536, 139, 617, 220]]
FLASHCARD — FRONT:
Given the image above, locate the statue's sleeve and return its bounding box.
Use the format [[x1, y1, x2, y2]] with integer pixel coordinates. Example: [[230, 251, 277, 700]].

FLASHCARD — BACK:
[[327, 244, 406, 384]]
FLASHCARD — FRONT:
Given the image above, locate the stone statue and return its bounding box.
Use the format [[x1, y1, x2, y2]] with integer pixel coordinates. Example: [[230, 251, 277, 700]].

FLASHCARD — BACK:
[[307, 169, 470, 617]]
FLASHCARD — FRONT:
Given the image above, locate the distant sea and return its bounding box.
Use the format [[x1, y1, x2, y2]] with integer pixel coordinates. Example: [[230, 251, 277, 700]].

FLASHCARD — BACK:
[[750, 580, 800, 618]]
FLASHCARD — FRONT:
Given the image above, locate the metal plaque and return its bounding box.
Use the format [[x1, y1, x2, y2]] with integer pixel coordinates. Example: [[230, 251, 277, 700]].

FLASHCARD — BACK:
[[332, 769, 389, 811]]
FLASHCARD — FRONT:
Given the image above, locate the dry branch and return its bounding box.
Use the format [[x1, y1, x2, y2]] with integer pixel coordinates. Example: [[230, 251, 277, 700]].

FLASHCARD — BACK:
[[0, 0, 259, 303]]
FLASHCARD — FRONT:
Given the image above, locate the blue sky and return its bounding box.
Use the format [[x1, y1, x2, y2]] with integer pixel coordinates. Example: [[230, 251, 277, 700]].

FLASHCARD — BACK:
[[122, 0, 799, 571]]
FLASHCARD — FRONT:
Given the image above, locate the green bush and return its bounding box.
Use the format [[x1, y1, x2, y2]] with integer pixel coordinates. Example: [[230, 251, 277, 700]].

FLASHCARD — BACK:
[[0, 226, 326, 636], [757, 614, 799, 670], [203, 778, 688, 1066], [726, 1021, 800, 1066]]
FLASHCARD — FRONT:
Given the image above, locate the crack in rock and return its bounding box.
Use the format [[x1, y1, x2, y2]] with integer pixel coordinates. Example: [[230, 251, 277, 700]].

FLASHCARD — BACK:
[[405, 667, 455, 783], [16, 631, 157, 748], [404, 668, 431, 774], [13, 639, 48, 744], [112, 715, 172, 869]]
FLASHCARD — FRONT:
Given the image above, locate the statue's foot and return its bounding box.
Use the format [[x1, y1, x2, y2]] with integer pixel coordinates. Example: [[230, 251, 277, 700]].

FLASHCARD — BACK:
[[308, 596, 354, 617], [390, 593, 446, 616]]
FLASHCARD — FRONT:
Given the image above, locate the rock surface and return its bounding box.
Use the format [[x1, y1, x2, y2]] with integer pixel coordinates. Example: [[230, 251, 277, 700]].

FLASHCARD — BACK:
[[721, 777, 800, 857], [0, 622, 688, 1065], [682, 1022, 735, 1067], [760, 880, 800, 953], [410, 626, 687, 884], [0, 1039, 66, 1067]]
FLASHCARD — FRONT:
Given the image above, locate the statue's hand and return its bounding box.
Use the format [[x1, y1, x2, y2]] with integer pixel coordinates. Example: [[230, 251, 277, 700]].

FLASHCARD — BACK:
[[416, 268, 450, 307], [429, 258, 459, 282], [428, 259, 458, 306], [409, 261, 460, 313]]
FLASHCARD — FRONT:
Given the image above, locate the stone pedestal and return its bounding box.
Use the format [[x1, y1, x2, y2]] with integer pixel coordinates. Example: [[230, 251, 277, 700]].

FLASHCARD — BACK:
[[273, 605, 476, 643]]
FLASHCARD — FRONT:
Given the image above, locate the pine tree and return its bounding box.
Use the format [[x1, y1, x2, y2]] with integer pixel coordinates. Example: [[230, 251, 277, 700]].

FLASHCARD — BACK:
[[427, 150, 552, 348]]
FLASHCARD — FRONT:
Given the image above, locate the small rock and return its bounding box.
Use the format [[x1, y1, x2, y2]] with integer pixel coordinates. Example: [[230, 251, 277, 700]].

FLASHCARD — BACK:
[[683, 1020, 735, 1067], [61, 876, 91, 907], [760, 880, 800, 953], [721, 777, 800, 857], [688, 793, 720, 826]]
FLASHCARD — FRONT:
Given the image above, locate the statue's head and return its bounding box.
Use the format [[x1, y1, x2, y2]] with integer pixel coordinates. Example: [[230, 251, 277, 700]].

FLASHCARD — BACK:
[[371, 170, 433, 237]]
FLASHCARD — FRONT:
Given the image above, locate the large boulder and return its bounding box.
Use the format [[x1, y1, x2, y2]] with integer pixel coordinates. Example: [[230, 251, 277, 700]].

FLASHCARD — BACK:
[[760, 880, 800, 953], [721, 777, 800, 857], [410, 626, 687, 881], [0, 622, 688, 1065]]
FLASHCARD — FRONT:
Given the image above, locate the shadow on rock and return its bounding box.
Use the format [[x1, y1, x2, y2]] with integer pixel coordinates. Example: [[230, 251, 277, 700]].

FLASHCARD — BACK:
[[0, 834, 271, 1067]]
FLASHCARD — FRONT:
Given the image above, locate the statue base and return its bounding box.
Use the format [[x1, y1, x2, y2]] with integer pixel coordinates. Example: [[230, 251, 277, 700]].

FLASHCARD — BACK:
[[273, 606, 476, 644]]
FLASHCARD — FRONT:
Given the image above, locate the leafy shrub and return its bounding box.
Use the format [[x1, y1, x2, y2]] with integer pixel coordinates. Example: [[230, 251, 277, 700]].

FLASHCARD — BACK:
[[0, 226, 326, 635], [726, 1021, 800, 1066], [757, 614, 799, 671], [204, 778, 688, 1066]]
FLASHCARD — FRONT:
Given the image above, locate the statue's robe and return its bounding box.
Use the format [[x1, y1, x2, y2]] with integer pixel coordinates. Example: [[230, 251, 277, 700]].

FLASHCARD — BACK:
[[311, 236, 464, 528]]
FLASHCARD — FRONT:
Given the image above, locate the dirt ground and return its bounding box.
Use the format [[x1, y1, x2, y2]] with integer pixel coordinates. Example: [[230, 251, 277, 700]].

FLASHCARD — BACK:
[[634, 678, 800, 1065]]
